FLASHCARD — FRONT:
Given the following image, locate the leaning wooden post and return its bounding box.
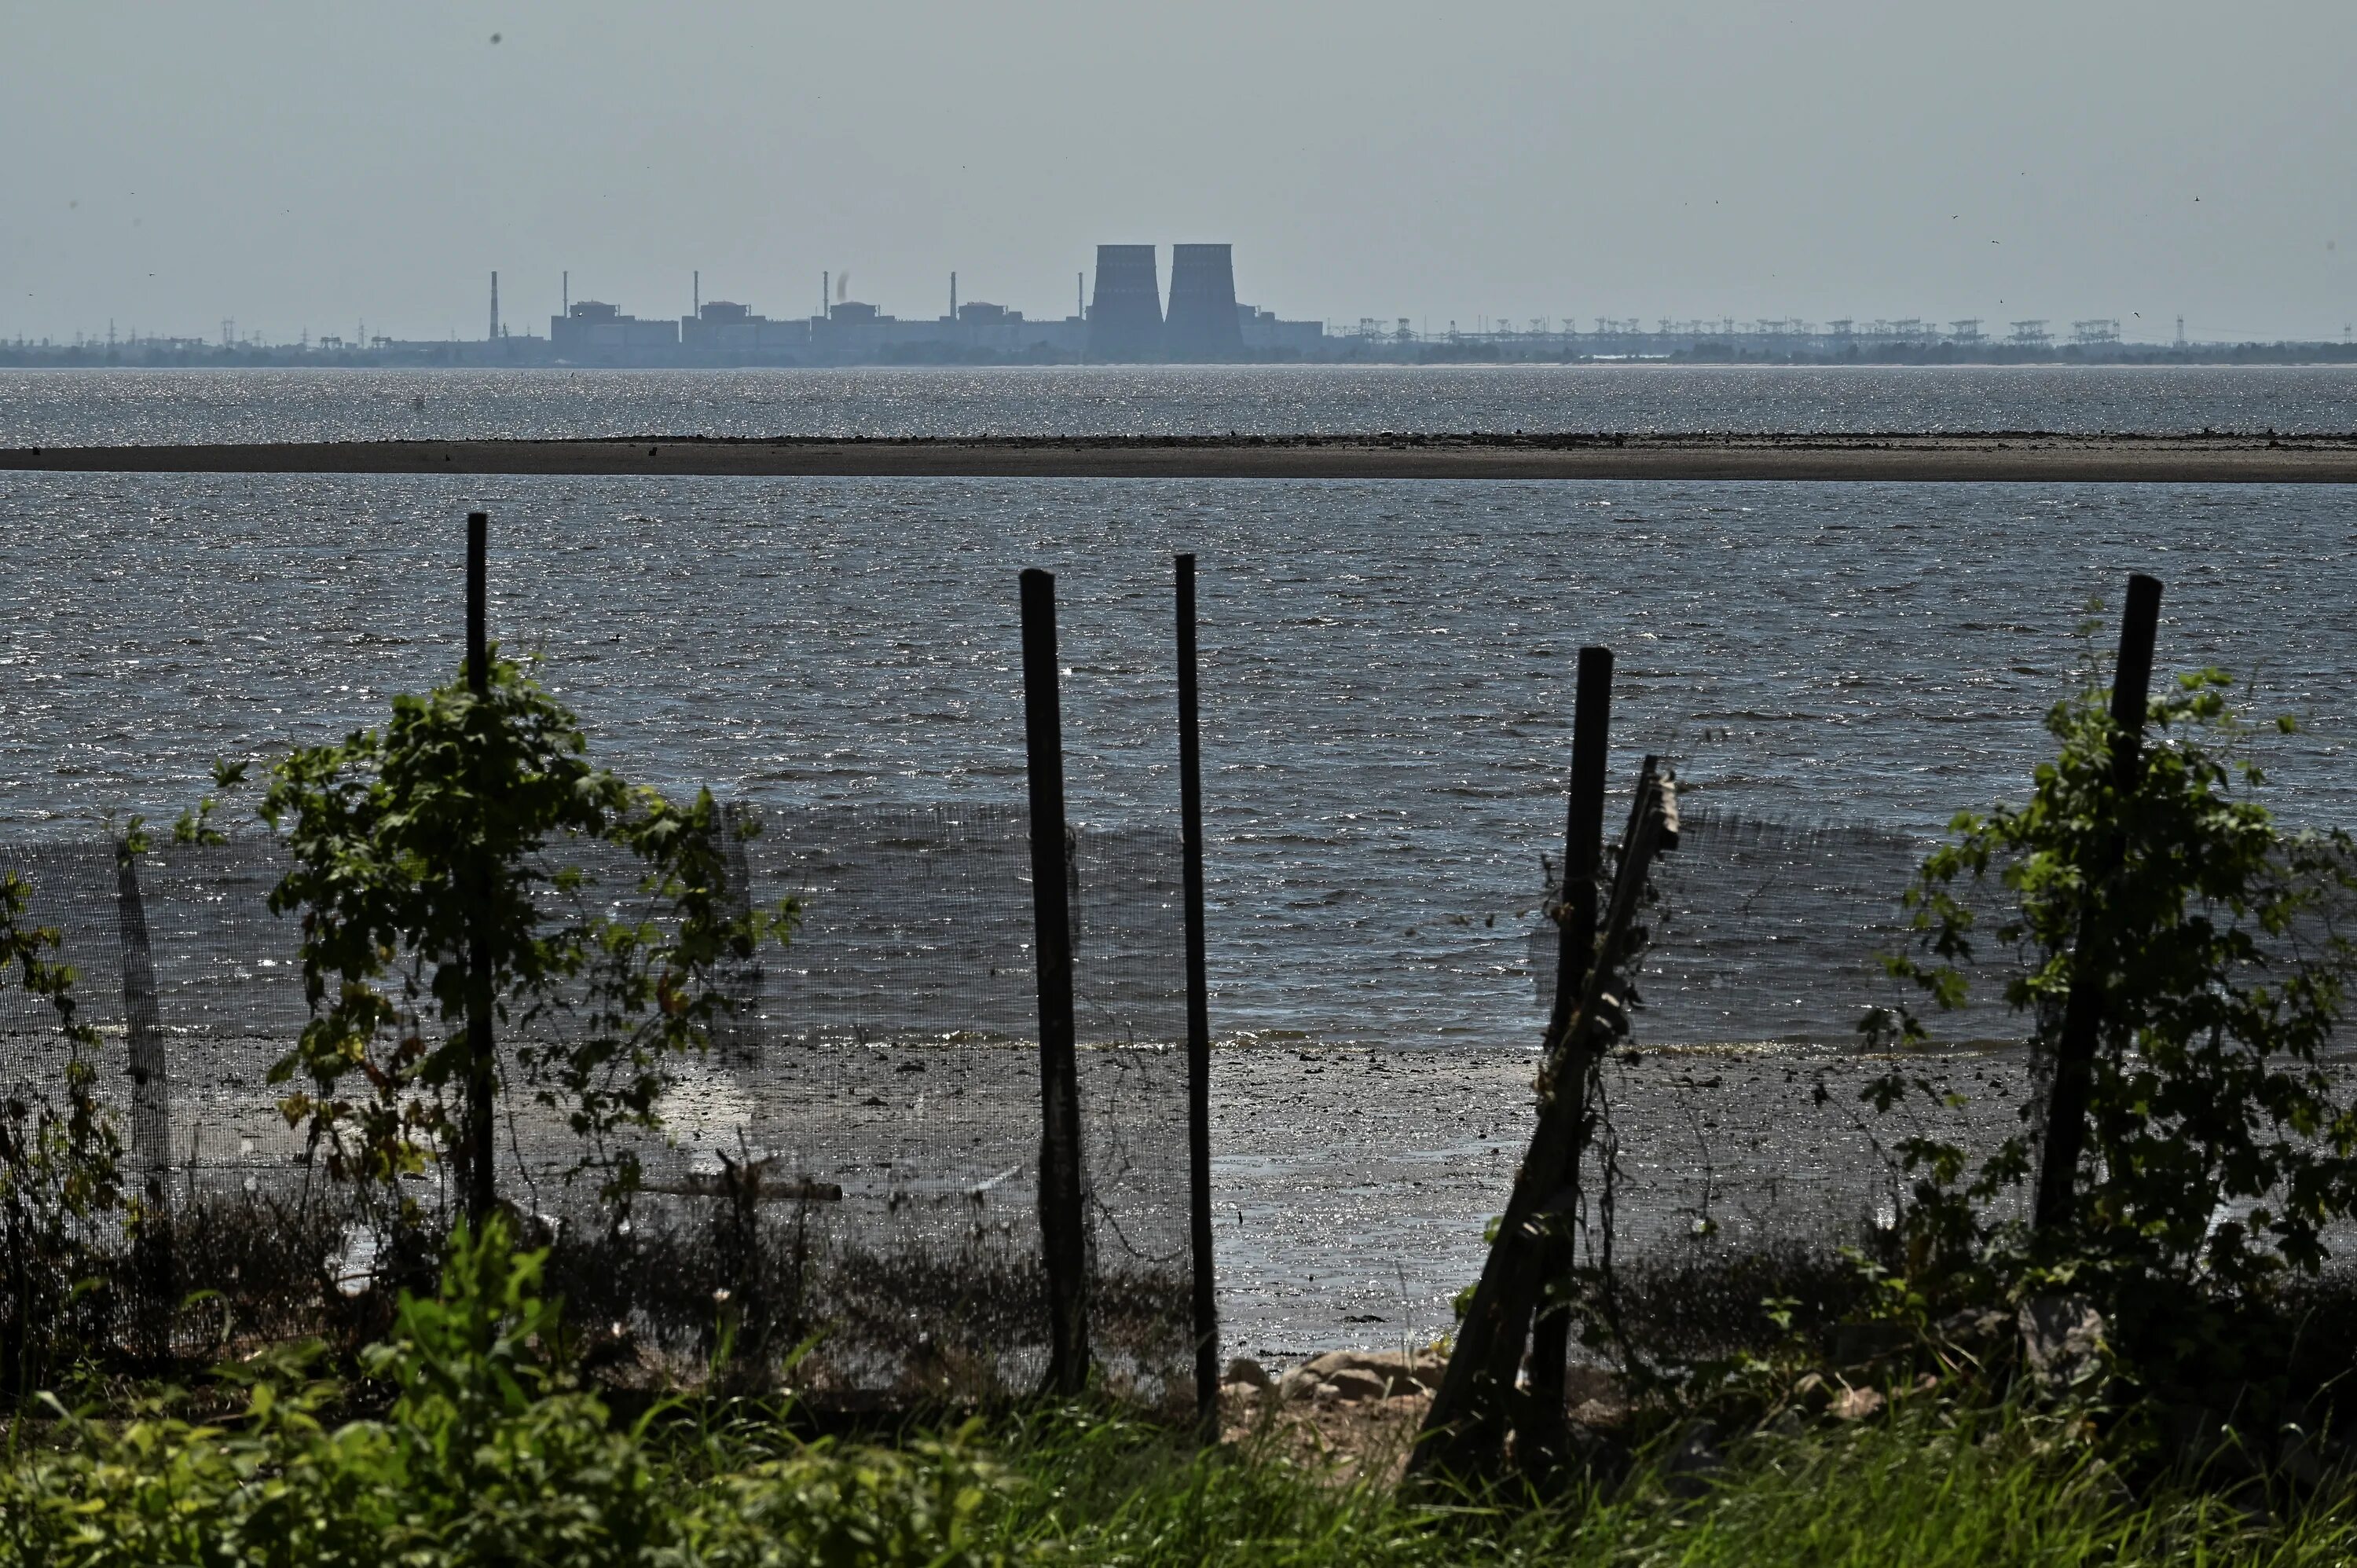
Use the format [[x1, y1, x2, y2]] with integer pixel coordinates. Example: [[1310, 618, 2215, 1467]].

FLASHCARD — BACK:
[[1409, 757, 1676, 1486], [1175, 553, 1219, 1438], [1520, 644, 1613, 1474], [1021, 567, 1091, 1395], [115, 837, 173, 1359], [2033, 573, 2162, 1233], [463, 511, 498, 1229]]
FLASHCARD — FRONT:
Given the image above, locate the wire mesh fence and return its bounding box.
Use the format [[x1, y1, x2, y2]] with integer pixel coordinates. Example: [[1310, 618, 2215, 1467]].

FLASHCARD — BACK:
[[1533, 804, 2022, 1046], [0, 808, 1194, 1410], [15, 789, 2264, 1383], [1522, 803, 2029, 1277]]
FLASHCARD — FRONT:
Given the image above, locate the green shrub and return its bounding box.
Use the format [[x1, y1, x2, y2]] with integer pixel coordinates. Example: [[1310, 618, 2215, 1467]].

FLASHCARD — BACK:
[[0, 1217, 1024, 1568], [0, 866, 125, 1398], [1866, 665, 2357, 1299], [262, 651, 794, 1214]]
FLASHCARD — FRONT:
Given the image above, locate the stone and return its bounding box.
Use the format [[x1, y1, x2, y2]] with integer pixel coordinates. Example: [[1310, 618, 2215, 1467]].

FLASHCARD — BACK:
[[1223, 1356, 1270, 1390], [1324, 1367, 1390, 1402], [1564, 1419, 1634, 1486], [2019, 1297, 2105, 1387], [1664, 1420, 1724, 1499], [1563, 1362, 1622, 1406], [1934, 1307, 2012, 1348], [1276, 1368, 1321, 1402], [1298, 1349, 1439, 1397]]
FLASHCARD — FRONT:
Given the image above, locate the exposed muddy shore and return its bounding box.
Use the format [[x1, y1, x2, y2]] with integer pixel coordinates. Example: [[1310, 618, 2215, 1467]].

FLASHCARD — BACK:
[[1207, 1041, 2041, 1364], [8, 430, 2357, 482]]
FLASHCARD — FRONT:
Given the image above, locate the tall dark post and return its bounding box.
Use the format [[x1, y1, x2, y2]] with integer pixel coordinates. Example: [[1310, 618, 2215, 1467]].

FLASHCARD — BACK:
[[1175, 554, 1219, 1437], [1520, 645, 1613, 1475], [464, 511, 497, 1229], [115, 839, 172, 1357], [114, 845, 170, 1188], [1021, 568, 1091, 1394], [2034, 573, 2163, 1233]]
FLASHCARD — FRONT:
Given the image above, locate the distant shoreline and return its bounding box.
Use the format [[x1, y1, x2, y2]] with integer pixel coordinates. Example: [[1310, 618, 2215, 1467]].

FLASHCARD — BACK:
[[7, 433, 2357, 484], [6, 346, 2357, 372]]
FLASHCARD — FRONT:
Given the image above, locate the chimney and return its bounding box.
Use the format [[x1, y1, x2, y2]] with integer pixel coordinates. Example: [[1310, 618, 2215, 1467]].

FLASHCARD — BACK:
[[694, 269, 700, 315], [951, 271, 958, 322], [489, 271, 500, 342]]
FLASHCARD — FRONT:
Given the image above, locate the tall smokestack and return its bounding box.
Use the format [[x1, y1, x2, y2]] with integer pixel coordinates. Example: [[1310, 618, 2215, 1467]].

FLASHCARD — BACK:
[[694, 269, 699, 315], [489, 271, 500, 342], [951, 271, 957, 322], [563, 270, 569, 315], [823, 271, 829, 320]]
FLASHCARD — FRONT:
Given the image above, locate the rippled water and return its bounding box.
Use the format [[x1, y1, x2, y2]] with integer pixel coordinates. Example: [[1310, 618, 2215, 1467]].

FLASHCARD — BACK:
[[5, 468, 2353, 1048], [5, 362, 2357, 445]]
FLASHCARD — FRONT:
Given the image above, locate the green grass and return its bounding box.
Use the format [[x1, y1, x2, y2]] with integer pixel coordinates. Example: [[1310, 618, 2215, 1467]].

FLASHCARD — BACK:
[[10, 1218, 2357, 1566], [974, 1405, 2357, 1567], [12, 1380, 2357, 1566]]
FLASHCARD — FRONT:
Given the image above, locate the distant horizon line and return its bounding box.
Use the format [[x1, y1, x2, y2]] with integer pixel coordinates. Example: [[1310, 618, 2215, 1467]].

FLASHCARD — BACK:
[[11, 318, 2346, 354]]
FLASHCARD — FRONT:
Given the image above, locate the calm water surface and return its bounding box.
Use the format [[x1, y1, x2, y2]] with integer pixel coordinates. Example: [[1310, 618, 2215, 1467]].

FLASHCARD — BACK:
[[5, 467, 2352, 1048], [4, 362, 2355, 445]]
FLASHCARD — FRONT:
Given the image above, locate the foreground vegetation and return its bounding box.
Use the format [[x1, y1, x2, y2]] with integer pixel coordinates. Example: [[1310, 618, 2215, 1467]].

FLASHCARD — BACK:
[[8, 1217, 2357, 1568], [16, 606, 2357, 1561]]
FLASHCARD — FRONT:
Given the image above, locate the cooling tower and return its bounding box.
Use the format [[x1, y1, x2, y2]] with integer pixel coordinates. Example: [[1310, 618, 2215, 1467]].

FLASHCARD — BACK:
[[1087, 244, 1164, 361], [1164, 244, 1244, 361]]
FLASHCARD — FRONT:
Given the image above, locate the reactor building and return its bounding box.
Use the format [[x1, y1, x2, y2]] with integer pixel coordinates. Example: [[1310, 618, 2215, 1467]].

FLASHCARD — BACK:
[[1084, 243, 1274, 361], [533, 244, 1321, 365]]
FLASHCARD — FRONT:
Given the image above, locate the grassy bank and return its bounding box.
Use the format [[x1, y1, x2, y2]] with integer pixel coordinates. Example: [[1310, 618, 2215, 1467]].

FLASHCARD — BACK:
[[0, 1220, 2344, 1568], [16, 1386, 2355, 1567], [991, 1405, 2357, 1568], [16, 1217, 2357, 1564]]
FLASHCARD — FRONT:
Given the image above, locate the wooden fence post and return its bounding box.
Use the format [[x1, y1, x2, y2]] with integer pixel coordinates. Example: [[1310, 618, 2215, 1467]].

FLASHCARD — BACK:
[[1409, 757, 1677, 1486], [464, 510, 497, 1230], [115, 839, 172, 1359], [1175, 553, 1219, 1438], [2034, 572, 2163, 1233], [1520, 644, 1613, 1475], [1021, 567, 1091, 1395]]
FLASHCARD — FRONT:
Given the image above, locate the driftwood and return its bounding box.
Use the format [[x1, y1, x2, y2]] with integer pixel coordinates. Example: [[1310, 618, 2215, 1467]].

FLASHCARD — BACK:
[[1407, 758, 1679, 1486]]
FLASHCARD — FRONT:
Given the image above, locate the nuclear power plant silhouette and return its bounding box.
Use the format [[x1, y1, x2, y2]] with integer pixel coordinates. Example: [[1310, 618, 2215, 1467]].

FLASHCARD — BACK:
[[1167, 244, 1246, 358], [1087, 246, 1163, 361], [1088, 243, 1247, 361]]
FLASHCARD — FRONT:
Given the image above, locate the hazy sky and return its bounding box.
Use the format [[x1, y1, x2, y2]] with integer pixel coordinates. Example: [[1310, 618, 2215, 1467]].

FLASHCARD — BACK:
[[7, 0, 2353, 343]]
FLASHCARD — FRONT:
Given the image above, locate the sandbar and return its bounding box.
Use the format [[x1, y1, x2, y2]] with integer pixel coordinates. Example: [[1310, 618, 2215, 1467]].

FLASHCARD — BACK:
[[6, 431, 2357, 483]]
